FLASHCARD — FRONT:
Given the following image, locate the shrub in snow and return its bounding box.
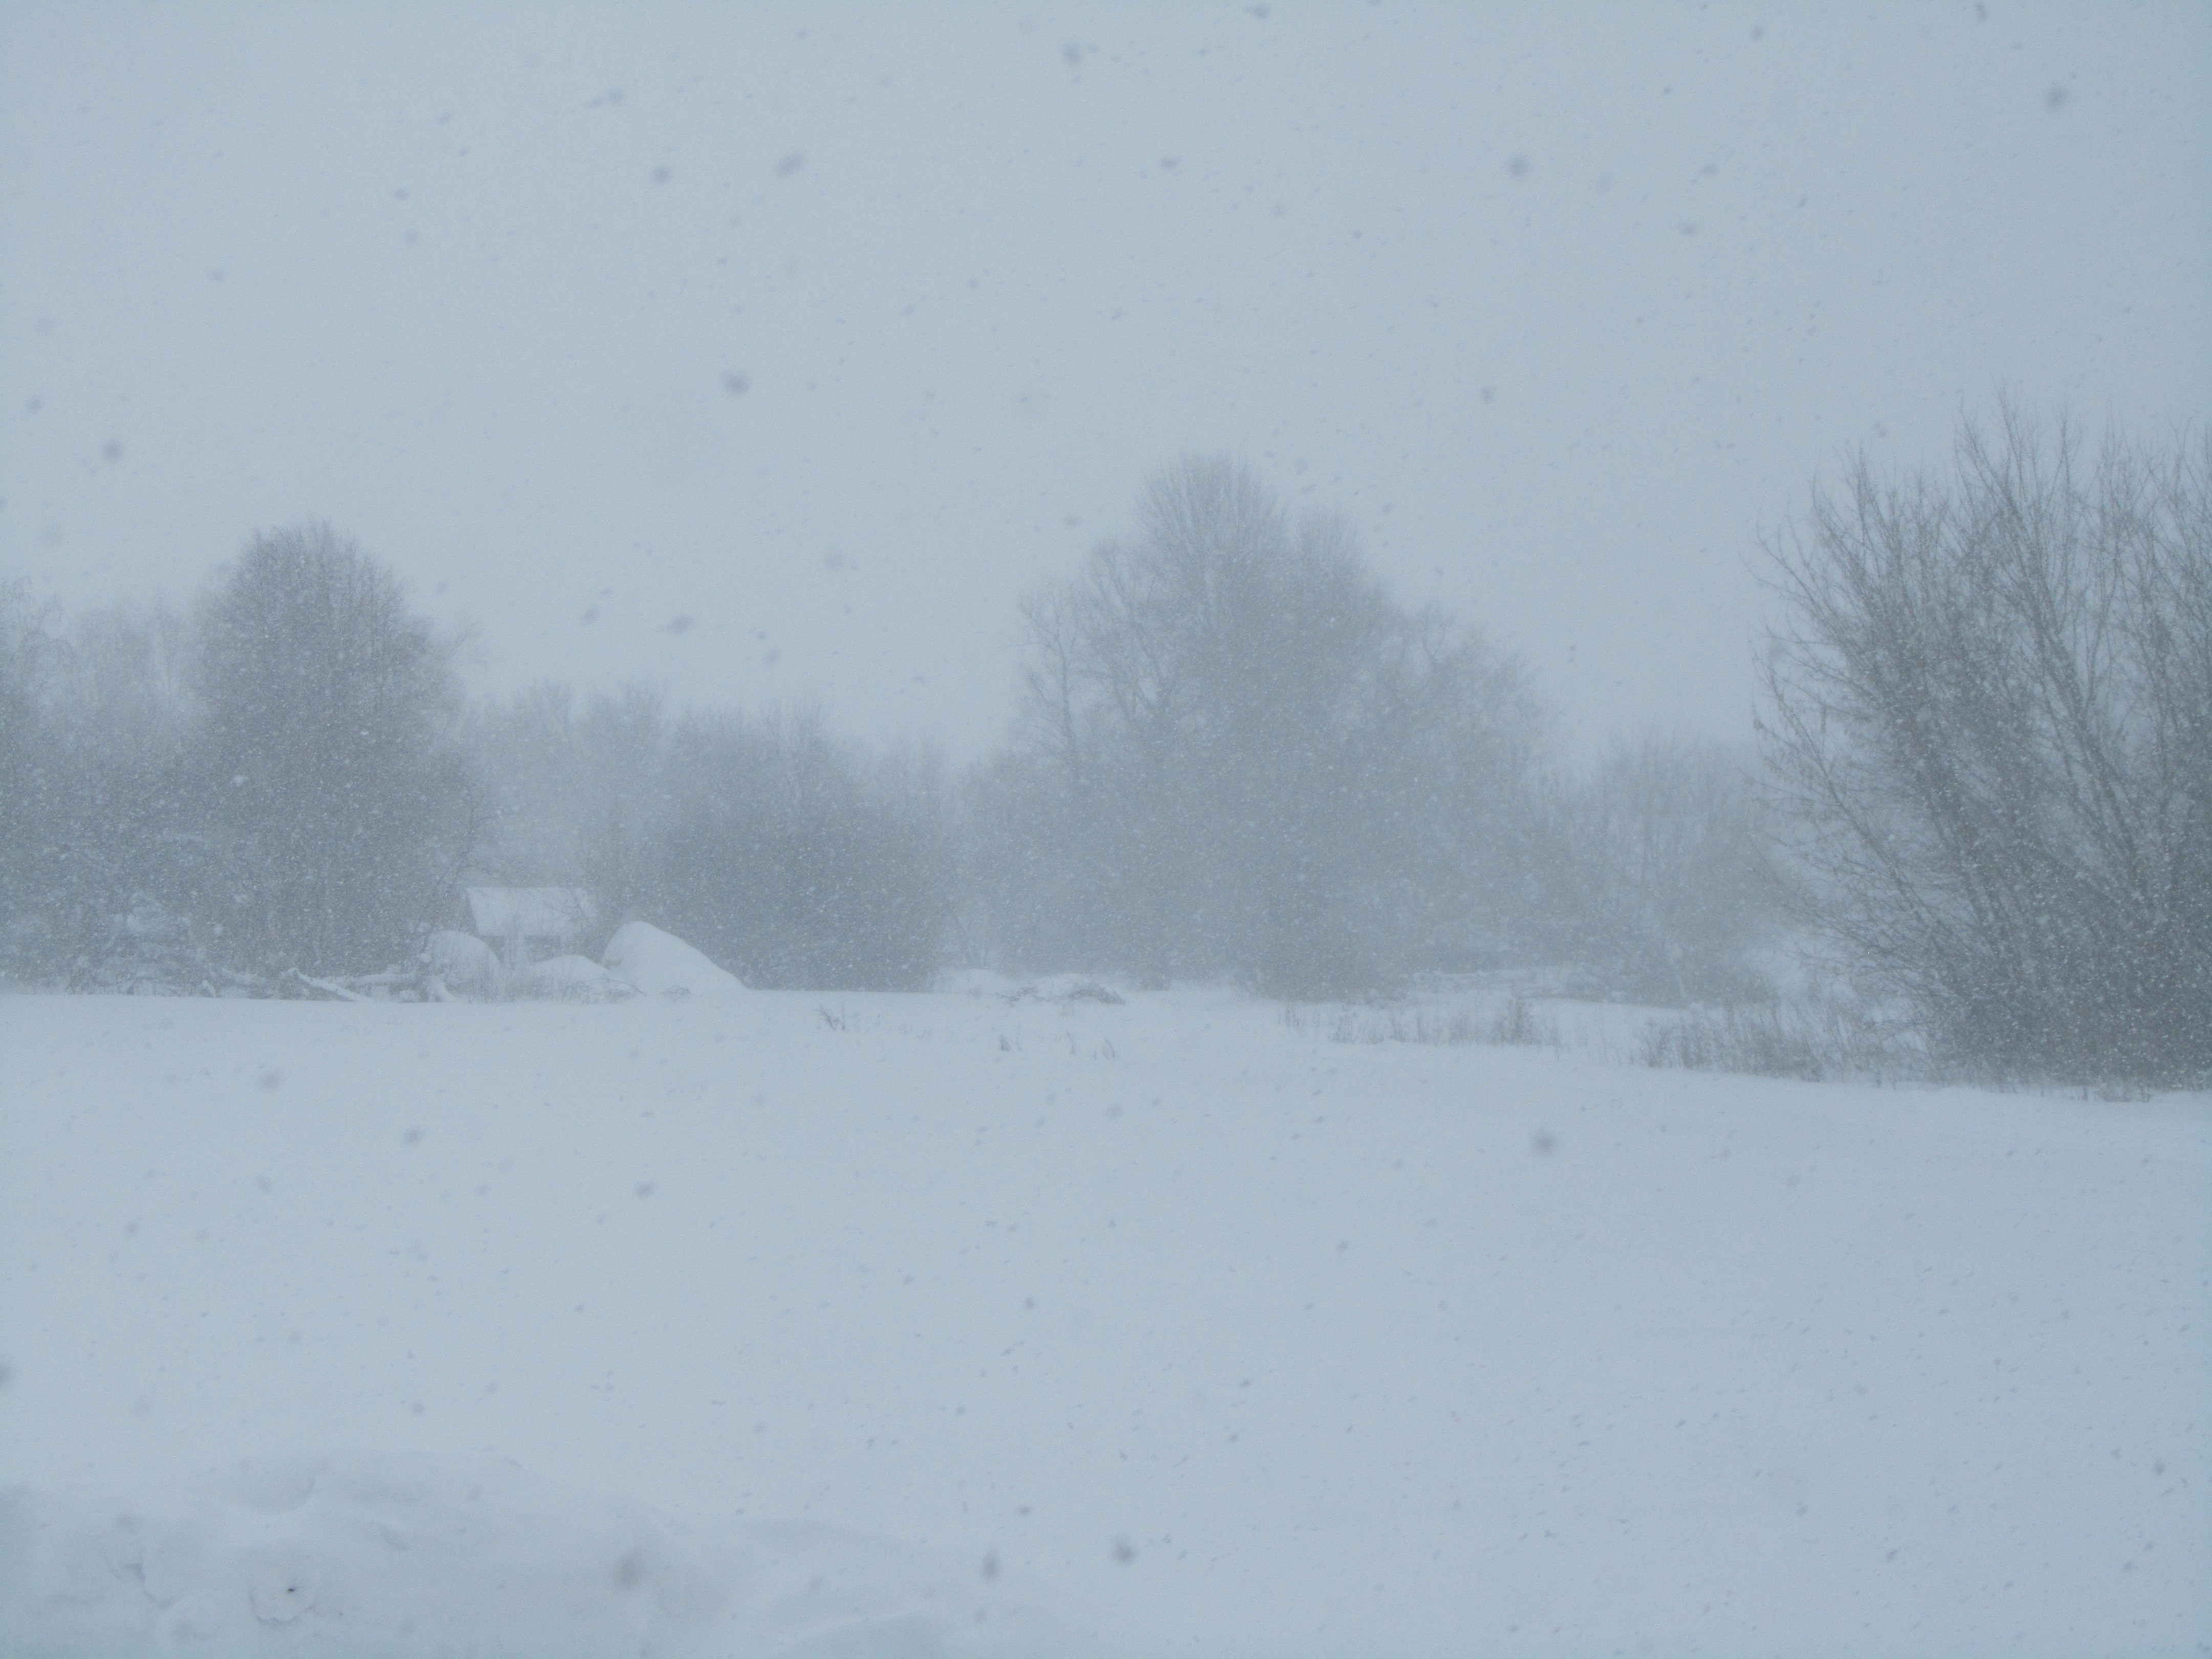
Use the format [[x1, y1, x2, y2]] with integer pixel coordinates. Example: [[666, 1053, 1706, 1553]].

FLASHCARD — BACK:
[[70, 900, 219, 996], [601, 920, 746, 998], [937, 967, 1026, 998], [508, 953, 636, 1002], [1009, 974, 1125, 1006]]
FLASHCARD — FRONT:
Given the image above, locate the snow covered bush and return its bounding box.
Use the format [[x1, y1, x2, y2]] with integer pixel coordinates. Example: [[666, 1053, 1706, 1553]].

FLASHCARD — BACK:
[[507, 953, 636, 1001]]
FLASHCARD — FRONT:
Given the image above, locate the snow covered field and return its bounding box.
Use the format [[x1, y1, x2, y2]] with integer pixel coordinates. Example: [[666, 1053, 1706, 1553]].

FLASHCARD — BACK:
[[2, 987, 2206, 1656]]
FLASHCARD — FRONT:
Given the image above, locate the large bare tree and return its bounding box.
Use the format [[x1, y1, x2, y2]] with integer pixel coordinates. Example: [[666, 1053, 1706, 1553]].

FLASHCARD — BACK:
[[990, 456, 1540, 995], [1760, 411, 2211, 1080]]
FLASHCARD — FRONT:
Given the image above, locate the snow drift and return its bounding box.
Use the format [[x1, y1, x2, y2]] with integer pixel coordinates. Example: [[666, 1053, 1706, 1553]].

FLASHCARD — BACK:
[[601, 921, 747, 998], [0, 1452, 1088, 1658]]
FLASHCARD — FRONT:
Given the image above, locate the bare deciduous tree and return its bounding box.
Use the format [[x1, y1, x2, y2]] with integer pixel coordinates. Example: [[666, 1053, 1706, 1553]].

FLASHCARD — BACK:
[[0, 591, 204, 980], [1760, 411, 2211, 1081], [987, 456, 1540, 996], [0, 583, 65, 966], [467, 680, 670, 921], [1533, 735, 1780, 1005], [643, 706, 954, 990]]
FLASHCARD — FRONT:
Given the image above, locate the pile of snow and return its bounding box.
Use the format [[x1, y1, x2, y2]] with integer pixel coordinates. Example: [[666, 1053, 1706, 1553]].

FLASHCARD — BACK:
[[0, 1452, 1089, 1658], [601, 921, 746, 998], [418, 930, 499, 996], [507, 954, 636, 1002]]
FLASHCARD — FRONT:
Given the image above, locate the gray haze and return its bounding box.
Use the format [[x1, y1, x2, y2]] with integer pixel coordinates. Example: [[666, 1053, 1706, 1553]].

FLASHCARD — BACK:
[[4, 1, 2207, 756]]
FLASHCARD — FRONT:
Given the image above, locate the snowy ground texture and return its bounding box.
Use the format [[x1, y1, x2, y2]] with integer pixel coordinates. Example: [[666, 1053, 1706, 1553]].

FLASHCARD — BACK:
[[1, 986, 2206, 1656]]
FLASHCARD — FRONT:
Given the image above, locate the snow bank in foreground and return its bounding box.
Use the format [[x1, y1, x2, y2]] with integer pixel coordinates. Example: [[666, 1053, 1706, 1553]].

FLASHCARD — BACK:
[[0, 1452, 1090, 1659], [2, 991, 2203, 1655], [602, 921, 747, 998]]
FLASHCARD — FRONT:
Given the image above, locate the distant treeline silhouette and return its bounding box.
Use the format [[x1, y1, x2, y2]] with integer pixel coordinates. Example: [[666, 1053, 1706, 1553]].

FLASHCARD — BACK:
[[5, 415, 2204, 1082]]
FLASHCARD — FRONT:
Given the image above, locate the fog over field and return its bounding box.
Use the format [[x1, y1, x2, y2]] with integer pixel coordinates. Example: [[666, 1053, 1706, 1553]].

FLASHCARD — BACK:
[[5, 2, 2206, 755], [3, 5, 2209, 1657]]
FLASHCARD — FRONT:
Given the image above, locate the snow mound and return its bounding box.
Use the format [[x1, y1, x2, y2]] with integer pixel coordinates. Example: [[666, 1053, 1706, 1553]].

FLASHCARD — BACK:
[[508, 954, 637, 1002], [419, 929, 499, 995], [0, 1454, 1095, 1659], [602, 921, 747, 998]]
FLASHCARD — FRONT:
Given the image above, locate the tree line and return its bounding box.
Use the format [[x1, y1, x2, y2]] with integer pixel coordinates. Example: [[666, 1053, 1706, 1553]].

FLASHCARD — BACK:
[[3, 412, 2205, 1082]]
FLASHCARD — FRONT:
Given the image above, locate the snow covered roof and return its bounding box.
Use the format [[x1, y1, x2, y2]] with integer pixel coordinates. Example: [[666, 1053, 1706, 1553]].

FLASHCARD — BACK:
[[463, 886, 593, 942]]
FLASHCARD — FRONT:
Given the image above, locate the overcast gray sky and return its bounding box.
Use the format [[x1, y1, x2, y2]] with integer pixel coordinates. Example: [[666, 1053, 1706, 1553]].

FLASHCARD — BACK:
[[5, 1, 2207, 757]]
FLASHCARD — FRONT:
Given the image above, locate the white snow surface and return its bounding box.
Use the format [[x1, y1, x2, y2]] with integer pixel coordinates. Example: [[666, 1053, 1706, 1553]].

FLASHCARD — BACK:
[[0, 988, 2205, 1656], [602, 921, 748, 998], [0, 1451, 1084, 1658]]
